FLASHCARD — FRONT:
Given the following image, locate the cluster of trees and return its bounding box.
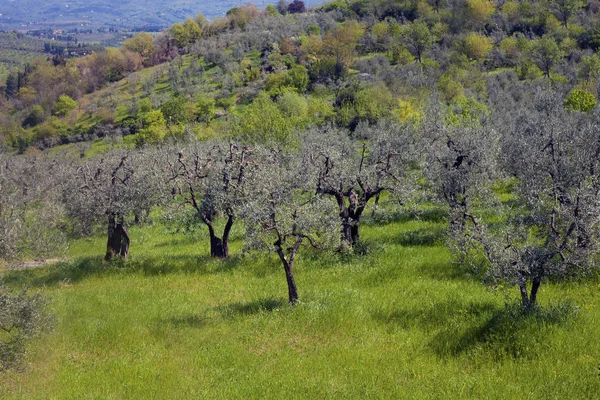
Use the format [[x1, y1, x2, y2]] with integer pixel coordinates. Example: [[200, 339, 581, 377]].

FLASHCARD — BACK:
[[5, 0, 600, 153], [2, 82, 599, 310], [7, 0, 600, 372]]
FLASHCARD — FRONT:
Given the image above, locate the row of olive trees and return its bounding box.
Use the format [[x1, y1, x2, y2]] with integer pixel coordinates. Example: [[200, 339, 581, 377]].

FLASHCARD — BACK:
[[3, 88, 599, 308]]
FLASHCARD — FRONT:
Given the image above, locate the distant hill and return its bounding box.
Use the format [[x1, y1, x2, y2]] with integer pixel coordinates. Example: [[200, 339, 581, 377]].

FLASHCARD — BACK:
[[0, 0, 320, 31]]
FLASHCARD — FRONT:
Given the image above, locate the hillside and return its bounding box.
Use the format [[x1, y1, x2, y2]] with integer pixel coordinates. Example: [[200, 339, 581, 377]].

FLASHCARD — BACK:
[[3, 0, 600, 154], [2, 1, 600, 397]]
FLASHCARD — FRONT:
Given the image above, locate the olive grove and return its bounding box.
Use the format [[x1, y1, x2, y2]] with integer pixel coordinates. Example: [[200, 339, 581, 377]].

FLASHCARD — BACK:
[[2, 87, 600, 309]]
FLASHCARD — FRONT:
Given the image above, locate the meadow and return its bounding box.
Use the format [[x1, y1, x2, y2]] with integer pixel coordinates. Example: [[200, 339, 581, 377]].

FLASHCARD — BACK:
[[1, 206, 599, 399]]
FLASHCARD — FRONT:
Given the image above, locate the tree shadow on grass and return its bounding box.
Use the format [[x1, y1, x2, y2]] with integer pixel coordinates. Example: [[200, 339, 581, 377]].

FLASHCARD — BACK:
[[218, 297, 287, 319], [375, 299, 577, 359], [1, 254, 245, 288], [372, 299, 498, 330], [394, 226, 447, 247], [430, 302, 578, 359]]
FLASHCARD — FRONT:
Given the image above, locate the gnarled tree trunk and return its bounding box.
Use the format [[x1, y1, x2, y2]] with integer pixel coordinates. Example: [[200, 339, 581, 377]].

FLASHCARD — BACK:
[[205, 214, 234, 259], [105, 214, 130, 261]]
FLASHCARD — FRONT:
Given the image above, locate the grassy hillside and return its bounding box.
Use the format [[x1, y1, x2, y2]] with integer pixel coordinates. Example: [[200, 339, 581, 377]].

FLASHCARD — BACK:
[[1, 208, 599, 398]]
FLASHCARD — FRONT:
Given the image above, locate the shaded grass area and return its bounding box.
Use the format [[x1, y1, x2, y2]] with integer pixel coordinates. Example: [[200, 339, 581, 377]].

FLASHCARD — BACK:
[[1, 210, 600, 398]]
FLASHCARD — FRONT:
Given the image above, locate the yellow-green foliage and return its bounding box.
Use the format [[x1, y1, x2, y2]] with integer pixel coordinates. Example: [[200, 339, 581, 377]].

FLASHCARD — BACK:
[[395, 99, 423, 124], [517, 59, 543, 80], [466, 0, 496, 26], [389, 44, 416, 65], [461, 33, 494, 60], [307, 97, 334, 124], [54, 95, 77, 117], [438, 75, 464, 102], [139, 109, 167, 142], [235, 91, 293, 143], [564, 89, 597, 112], [355, 83, 396, 122], [446, 95, 490, 126]]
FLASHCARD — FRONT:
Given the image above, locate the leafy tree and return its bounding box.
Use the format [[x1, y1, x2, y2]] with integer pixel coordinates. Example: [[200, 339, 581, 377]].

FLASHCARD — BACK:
[[139, 110, 167, 143], [529, 36, 563, 78], [286, 65, 310, 93], [54, 94, 77, 117], [277, 0, 289, 15], [122, 32, 157, 66], [490, 92, 600, 307], [0, 286, 52, 370], [4, 73, 19, 99], [549, 0, 584, 28], [0, 153, 68, 262], [22, 105, 45, 128], [64, 150, 166, 260], [354, 83, 396, 124], [265, 4, 281, 16], [402, 21, 434, 63], [304, 122, 416, 248], [564, 88, 596, 112], [235, 92, 293, 144], [171, 19, 202, 49], [577, 54, 600, 80], [288, 0, 306, 13], [195, 97, 216, 125], [160, 95, 189, 125], [433, 91, 600, 308], [323, 22, 365, 67], [465, 0, 496, 28], [460, 33, 494, 60]]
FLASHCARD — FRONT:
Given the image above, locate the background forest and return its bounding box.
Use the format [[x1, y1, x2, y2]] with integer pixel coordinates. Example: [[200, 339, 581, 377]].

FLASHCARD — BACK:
[[1, 0, 600, 398]]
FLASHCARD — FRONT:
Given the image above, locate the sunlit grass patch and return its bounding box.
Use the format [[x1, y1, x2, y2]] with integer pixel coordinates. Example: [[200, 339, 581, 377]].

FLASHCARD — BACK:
[[1, 209, 600, 398]]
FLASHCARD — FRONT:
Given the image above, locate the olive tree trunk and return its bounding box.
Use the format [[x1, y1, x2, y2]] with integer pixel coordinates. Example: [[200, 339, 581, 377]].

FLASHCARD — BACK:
[[274, 236, 302, 304], [518, 273, 542, 309], [205, 215, 234, 259], [105, 214, 130, 261]]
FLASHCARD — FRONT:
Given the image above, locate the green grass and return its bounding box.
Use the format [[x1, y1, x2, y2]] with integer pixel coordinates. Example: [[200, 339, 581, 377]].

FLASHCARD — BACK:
[[1, 210, 600, 398]]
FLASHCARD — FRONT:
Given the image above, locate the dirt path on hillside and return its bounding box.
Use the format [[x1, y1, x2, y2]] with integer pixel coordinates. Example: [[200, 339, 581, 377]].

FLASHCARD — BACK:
[[3, 258, 63, 270]]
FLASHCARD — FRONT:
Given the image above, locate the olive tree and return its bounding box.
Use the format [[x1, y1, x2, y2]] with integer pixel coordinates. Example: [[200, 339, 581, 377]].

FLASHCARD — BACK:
[[493, 92, 600, 307], [64, 149, 166, 261], [0, 153, 68, 263], [242, 145, 339, 303], [428, 91, 600, 308], [168, 141, 250, 259], [423, 110, 499, 232], [0, 285, 51, 370], [303, 122, 416, 249]]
